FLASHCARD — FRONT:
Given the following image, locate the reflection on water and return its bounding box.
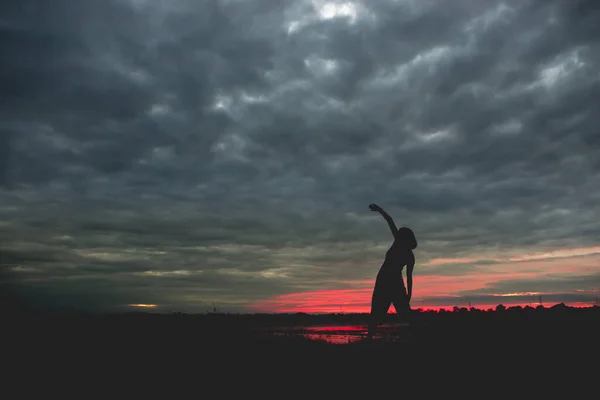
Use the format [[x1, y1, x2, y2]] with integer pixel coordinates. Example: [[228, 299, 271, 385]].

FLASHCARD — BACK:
[[266, 323, 409, 344]]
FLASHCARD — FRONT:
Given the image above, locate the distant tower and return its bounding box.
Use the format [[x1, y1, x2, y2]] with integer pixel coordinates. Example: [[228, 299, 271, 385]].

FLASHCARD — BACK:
[[538, 295, 543, 306], [468, 300, 472, 308]]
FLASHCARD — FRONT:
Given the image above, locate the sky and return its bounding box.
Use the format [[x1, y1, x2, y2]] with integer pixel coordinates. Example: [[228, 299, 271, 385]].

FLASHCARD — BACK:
[[1, 0, 599, 314]]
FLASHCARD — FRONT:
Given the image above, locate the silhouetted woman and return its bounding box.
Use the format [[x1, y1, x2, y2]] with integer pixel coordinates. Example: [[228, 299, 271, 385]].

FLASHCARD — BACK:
[[367, 203, 417, 339]]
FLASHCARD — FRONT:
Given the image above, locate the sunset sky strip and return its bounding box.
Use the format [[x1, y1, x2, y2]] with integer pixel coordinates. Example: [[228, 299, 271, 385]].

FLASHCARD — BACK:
[[1, 0, 599, 313]]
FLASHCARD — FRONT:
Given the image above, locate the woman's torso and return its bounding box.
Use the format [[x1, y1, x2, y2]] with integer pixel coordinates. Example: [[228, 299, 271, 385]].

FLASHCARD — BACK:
[[379, 240, 414, 275]]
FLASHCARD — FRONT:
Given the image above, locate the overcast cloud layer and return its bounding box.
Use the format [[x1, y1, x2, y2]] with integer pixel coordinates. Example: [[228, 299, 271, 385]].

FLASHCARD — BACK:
[[1, 0, 599, 313]]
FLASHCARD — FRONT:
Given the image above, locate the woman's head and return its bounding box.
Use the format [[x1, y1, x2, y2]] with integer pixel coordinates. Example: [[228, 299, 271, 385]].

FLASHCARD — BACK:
[[397, 227, 417, 250]]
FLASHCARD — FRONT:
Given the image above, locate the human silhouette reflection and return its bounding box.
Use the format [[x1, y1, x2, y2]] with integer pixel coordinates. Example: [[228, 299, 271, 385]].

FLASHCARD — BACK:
[[367, 203, 417, 339]]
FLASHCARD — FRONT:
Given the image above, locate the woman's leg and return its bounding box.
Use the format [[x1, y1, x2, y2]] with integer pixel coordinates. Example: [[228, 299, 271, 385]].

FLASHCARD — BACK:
[[391, 282, 410, 324], [367, 280, 392, 338]]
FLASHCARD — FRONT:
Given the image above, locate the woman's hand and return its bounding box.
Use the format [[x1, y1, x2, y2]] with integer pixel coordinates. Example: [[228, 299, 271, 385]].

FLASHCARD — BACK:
[[368, 203, 382, 212]]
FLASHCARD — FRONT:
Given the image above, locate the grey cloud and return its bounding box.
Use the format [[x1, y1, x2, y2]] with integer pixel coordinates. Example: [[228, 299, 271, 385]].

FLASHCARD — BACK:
[[1, 0, 599, 311]]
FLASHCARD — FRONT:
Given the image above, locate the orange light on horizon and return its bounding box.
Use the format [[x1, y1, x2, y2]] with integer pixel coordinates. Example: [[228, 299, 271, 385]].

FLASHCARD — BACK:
[[493, 292, 542, 297], [129, 303, 158, 308]]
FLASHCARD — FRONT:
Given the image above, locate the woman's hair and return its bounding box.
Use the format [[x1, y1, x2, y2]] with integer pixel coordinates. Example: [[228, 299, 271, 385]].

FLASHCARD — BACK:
[[397, 227, 417, 250]]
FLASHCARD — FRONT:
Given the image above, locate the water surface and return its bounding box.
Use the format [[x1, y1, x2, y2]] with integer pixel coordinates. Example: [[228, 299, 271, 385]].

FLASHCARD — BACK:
[[265, 323, 410, 344]]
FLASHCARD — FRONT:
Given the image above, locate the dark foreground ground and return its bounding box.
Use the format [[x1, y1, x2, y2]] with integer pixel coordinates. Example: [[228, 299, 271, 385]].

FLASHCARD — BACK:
[[4, 304, 599, 394]]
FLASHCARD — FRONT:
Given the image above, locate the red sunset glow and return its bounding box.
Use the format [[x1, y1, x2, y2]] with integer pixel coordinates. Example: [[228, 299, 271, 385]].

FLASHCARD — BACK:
[[251, 253, 599, 313], [251, 289, 595, 313]]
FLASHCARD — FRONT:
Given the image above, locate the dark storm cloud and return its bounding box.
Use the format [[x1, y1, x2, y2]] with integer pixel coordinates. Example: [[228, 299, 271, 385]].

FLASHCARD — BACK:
[[1, 0, 599, 311]]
